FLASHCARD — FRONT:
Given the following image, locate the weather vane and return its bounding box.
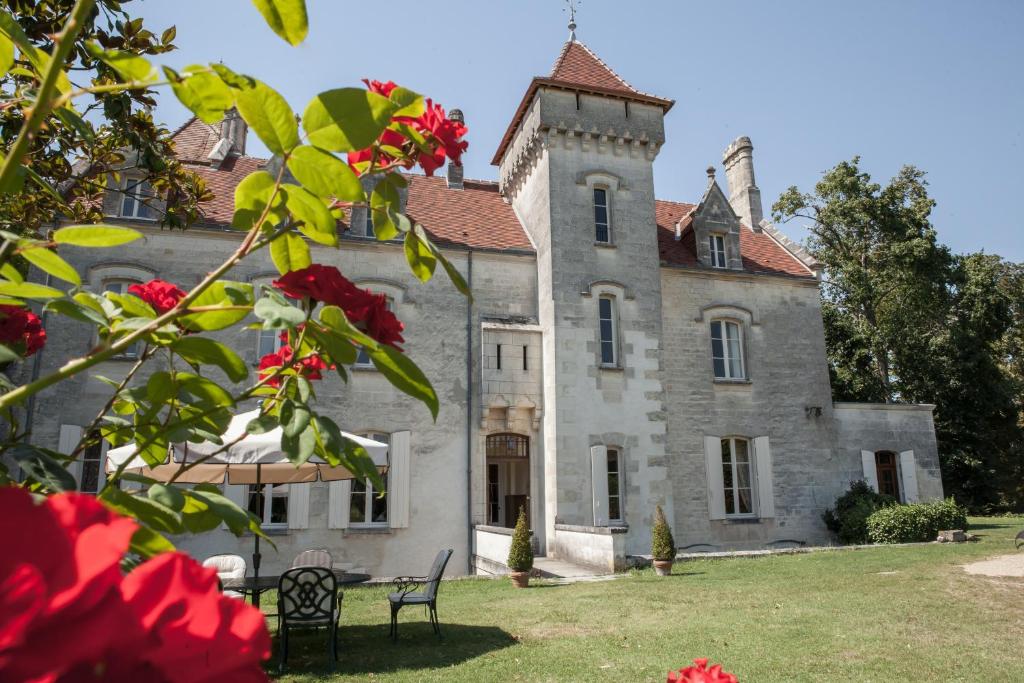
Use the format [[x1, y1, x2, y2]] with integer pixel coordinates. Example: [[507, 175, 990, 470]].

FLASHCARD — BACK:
[[563, 0, 581, 41]]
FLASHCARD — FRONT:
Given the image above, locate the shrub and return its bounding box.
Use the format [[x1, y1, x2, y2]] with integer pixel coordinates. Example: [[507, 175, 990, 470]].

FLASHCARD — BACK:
[[867, 498, 969, 544], [651, 504, 676, 561], [506, 506, 533, 571], [823, 480, 896, 544]]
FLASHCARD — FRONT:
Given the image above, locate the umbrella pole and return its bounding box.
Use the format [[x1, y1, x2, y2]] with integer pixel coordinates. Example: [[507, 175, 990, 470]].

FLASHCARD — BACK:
[[252, 463, 262, 607]]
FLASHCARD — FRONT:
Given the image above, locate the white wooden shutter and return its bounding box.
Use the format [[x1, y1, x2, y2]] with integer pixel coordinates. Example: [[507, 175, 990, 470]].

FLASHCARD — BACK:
[[704, 436, 727, 520], [328, 480, 351, 529], [59, 424, 84, 485], [224, 483, 248, 529], [753, 436, 775, 518], [899, 450, 919, 503], [287, 483, 310, 529], [388, 430, 411, 528], [590, 445, 608, 526], [861, 451, 878, 491]]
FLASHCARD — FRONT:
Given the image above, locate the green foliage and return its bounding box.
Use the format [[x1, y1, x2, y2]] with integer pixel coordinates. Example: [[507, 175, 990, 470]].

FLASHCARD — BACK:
[[651, 504, 675, 560], [52, 224, 143, 247], [507, 506, 533, 572], [866, 498, 969, 544], [302, 88, 398, 152], [822, 480, 896, 544], [251, 0, 309, 46]]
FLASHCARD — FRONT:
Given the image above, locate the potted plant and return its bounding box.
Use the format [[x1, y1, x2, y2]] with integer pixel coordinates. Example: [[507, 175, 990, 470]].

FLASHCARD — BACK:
[[651, 504, 676, 576], [506, 506, 533, 588]]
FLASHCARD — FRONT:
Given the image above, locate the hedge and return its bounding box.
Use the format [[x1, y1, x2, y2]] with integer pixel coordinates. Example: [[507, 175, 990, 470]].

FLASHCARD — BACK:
[[823, 480, 897, 544], [866, 498, 969, 544]]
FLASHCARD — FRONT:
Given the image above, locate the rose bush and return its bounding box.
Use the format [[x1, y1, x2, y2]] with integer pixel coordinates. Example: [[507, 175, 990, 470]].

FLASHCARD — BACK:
[[0, 487, 270, 682], [0, 305, 46, 358]]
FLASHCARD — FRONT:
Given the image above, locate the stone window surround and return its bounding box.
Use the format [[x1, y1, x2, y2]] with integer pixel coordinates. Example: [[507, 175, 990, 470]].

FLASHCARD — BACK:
[[697, 304, 756, 385], [594, 287, 623, 370], [580, 171, 621, 247]]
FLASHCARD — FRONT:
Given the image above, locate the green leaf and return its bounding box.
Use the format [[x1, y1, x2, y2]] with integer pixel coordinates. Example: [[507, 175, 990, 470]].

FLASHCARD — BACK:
[[53, 225, 143, 247], [148, 483, 186, 511], [179, 281, 253, 331], [370, 177, 403, 240], [388, 86, 425, 118], [44, 298, 108, 327], [106, 290, 156, 319], [177, 372, 236, 409], [166, 65, 234, 124], [210, 63, 254, 90], [19, 245, 80, 286], [0, 280, 64, 299], [231, 171, 285, 231], [251, 0, 309, 46], [146, 371, 175, 403], [129, 526, 175, 558], [53, 107, 94, 143], [307, 325, 357, 366], [0, 165, 26, 194], [430, 240, 473, 300], [404, 228, 437, 282], [188, 488, 255, 535], [0, 263, 22, 283], [370, 344, 439, 420], [0, 32, 13, 77], [246, 414, 277, 434], [286, 145, 364, 201], [284, 185, 336, 246], [10, 444, 77, 492], [85, 43, 158, 83], [318, 305, 378, 350], [0, 344, 20, 363], [233, 80, 299, 156], [302, 88, 396, 152], [269, 231, 312, 274], [281, 421, 316, 465], [253, 294, 306, 328], [173, 336, 249, 383], [280, 399, 311, 438], [102, 487, 183, 534]]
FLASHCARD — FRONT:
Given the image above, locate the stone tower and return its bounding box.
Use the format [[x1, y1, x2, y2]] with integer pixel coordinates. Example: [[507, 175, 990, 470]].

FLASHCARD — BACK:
[[493, 37, 675, 556]]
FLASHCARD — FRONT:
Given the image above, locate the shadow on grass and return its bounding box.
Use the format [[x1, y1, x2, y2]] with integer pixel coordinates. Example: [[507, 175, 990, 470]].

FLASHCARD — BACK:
[[270, 622, 516, 678]]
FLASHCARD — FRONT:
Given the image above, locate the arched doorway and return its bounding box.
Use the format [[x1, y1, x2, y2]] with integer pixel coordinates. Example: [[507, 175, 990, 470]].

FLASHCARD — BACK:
[[486, 433, 530, 528]]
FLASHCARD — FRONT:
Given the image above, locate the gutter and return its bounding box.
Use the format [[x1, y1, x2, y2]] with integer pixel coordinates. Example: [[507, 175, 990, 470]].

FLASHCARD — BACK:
[[464, 250, 474, 574]]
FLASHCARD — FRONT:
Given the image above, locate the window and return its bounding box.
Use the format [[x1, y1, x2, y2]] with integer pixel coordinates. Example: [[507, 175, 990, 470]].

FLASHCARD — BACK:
[[355, 297, 393, 366], [350, 431, 389, 526], [594, 188, 610, 243], [875, 451, 901, 500], [485, 433, 529, 458], [248, 483, 289, 527], [120, 177, 156, 220], [721, 438, 754, 516], [607, 448, 623, 523], [496, 344, 502, 371], [487, 463, 500, 525], [79, 438, 107, 495], [522, 345, 528, 371], [710, 320, 744, 379], [364, 208, 375, 238], [104, 280, 142, 359], [256, 327, 284, 359], [598, 296, 617, 366], [709, 234, 727, 268]]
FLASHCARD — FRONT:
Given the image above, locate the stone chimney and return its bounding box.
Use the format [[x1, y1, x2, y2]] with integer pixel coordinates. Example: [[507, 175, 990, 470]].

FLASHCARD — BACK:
[[722, 136, 764, 232], [207, 108, 248, 168], [446, 108, 464, 189]]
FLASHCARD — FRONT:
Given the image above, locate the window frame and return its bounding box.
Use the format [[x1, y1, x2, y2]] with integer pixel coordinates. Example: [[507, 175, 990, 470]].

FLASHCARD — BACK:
[[364, 208, 375, 238], [709, 233, 727, 268], [710, 319, 746, 380], [247, 483, 290, 529], [103, 279, 144, 360], [606, 447, 624, 524], [119, 176, 158, 221], [720, 437, 757, 518], [349, 431, 390, 527], [593, 187, 611, 244], [598, 295, 618, 368]]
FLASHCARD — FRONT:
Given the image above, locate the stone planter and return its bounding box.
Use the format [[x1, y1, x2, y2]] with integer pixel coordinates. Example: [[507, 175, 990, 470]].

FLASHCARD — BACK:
[[653, 559, 674, 576], [509, 570, 530, 588]]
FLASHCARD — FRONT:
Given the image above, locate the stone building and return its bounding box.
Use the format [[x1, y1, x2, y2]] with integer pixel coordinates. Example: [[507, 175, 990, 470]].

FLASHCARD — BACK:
[[24, 36, 942, 576]]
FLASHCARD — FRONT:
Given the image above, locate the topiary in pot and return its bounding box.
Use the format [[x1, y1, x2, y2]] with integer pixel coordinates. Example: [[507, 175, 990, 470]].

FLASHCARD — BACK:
[[506, 506, 533, 588], [651, 504, 676, 576]]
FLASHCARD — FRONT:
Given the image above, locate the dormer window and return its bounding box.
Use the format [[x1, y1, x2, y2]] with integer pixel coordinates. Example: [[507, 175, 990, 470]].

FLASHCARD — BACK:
[[709, 234, 727, 268], [594, 188, 610, 243], [120, 178, 156, 220]]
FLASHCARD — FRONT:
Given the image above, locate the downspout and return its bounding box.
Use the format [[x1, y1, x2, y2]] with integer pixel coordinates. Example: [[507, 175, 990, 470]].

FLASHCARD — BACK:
[[465, 249, 474, 574]]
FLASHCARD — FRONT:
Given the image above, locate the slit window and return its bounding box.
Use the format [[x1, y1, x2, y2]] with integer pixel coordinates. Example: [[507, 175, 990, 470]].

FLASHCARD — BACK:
[[522, 345, 528, 371], [496, 344, 502, 371], [599, 296, 617, 366], [594, 188, 610, 243]]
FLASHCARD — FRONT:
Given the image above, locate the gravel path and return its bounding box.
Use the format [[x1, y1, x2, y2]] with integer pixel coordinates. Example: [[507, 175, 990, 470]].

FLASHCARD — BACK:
[[962, 553, 1024, 578]]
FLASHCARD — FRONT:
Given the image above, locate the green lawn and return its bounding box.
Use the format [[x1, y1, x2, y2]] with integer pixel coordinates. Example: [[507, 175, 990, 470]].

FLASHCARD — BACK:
[[265, 516, 1024, 682]]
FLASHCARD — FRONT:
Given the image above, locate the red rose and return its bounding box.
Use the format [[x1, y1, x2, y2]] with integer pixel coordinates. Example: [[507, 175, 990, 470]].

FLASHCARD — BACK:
[[128, 279, 187, 315], [0, 305, 46, 358], [258, 344, 329, 388], [667, 659, 738, 683], [0, 487, 270, 682], [362, 79, 398, 97], [272, 266, 404, 348], [412, 99, 468, 171]]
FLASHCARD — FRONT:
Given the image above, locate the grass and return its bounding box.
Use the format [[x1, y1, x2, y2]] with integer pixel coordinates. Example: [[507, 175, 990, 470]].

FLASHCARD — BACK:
[[264, 516, 1024, 682]]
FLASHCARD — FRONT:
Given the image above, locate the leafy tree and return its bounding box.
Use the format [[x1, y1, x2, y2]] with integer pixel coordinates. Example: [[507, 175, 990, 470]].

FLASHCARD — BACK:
[[651, 504, 675, 561], [506, 506, 533, 572]]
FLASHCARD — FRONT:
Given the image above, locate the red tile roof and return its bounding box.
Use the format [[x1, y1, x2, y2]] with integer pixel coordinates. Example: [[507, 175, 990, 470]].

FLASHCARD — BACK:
[[171, 117, 223, 163], [656, 199, 814, 278], [187, 155, 266, 227], [491, 40, 674, 166]]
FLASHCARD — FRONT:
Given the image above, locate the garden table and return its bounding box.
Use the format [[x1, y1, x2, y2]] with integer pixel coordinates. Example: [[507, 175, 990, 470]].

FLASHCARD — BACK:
[[223, 571, 371, 608]]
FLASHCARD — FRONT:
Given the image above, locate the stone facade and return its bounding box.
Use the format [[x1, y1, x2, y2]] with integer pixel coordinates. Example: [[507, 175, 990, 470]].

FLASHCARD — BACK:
[[15, 36, 944, 577]]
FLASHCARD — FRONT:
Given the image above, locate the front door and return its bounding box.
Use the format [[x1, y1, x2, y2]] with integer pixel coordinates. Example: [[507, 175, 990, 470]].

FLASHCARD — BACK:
[[875, 451, 901, 500], [485, 432, 530, 528]]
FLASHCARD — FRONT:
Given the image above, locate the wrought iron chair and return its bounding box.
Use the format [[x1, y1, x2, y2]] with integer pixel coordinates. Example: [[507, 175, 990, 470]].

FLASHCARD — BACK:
[[388, 548, 453, 642], [276, 566, 342, 673], [291, 547, 334, 569], [203, 554, 247, 599]]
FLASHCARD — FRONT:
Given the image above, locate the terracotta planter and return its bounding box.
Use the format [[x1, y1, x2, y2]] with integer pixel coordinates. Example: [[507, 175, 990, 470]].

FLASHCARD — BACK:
[[653, 559, 674, 576], [509, 570, 530, 588]]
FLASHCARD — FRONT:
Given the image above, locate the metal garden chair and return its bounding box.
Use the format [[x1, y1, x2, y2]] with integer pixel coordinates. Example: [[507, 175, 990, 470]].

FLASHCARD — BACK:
[[291, 547, 334, 569], [276, 566, 342, 673], [388, 548, 453, 642]]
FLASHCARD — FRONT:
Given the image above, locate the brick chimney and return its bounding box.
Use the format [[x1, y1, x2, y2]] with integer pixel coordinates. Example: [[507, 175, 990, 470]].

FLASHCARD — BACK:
[[446, 108, 464, 189], [722, 136, 763, 232]]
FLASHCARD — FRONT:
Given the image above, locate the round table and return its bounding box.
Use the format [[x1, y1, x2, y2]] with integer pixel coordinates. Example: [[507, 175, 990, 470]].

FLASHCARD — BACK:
[[223, 571, 371, 607]]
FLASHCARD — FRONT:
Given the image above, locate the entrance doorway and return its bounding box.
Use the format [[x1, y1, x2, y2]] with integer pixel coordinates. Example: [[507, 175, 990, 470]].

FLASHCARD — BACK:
[[485, 433, 530, 528], [875, 451, 901, 500]]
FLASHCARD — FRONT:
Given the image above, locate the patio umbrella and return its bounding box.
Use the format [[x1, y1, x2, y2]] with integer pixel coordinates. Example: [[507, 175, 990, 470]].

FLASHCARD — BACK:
[[106, 409, 389, 589]]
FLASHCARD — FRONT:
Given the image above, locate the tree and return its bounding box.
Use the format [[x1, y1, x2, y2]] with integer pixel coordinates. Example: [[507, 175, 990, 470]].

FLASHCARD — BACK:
[[651, 504, 675, 561], [774, 159, 1024, 511], [506, 506, 533, 572]]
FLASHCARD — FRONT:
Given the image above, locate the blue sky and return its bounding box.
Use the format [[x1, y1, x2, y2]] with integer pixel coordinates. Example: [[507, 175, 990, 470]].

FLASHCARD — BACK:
[[139, 0, 1023, 260]]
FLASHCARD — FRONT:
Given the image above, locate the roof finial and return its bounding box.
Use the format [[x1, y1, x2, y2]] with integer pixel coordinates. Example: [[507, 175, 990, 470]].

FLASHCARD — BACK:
[[564, 0, 580, 41]]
